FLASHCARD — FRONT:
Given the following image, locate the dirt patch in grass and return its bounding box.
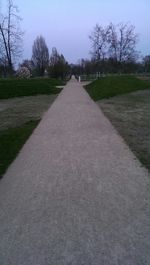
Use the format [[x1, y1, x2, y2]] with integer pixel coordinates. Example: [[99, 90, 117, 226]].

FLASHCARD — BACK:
[[98, 89, 150, 172], [0, 94, 58, 177], [0, 94, 57, 131], [137, 75, 150, 82]]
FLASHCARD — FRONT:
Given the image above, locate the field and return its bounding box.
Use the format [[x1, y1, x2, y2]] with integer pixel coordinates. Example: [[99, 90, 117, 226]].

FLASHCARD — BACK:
[[0, 79, 63, 177], [85, 75, 150, 172]]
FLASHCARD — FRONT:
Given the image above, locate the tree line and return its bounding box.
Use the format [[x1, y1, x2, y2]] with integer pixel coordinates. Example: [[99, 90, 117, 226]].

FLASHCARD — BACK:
[[72, 23, 150, 76], [0, 0, 69, 79], [21, 37, 70, 79], [0, 0, 150, 78]]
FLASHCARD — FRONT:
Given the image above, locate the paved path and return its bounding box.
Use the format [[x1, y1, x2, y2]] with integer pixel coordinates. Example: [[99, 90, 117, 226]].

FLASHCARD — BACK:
[[0, 79, 150, 265]]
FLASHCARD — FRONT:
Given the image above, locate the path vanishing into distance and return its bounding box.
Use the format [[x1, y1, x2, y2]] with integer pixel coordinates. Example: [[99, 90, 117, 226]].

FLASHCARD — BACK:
[[0, 78, 150, 265]]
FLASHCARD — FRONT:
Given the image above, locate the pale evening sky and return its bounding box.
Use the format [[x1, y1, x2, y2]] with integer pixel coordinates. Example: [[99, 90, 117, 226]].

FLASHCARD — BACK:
[[2, 0, 150, 63]]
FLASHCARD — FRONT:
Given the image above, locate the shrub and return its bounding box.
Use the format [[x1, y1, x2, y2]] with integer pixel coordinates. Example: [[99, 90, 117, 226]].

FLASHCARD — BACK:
[[16, 67, 31, 79]]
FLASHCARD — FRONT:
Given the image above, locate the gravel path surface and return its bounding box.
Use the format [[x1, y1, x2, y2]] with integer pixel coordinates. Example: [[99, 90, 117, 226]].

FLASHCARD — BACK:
[[0, 79, 150, 265]]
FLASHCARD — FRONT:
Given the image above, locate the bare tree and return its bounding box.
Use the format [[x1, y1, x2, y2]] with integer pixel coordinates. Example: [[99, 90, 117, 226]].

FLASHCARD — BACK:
[[0, 0, 23, 73], [32, 36, 49, 76], [108, 23, 138, 62], [90, 22, 138, 63], [89, 24, 110, 61], [49, 47, 60, 66], [143, 55, 150, 72]]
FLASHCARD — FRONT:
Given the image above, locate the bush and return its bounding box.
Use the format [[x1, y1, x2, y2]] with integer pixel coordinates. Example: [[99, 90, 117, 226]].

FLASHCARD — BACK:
[[16, 67, 31, 79]]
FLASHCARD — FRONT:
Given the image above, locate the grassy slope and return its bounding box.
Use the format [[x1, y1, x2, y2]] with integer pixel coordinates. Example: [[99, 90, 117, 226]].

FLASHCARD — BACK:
[[0, 120, 40, 177], [0, 78, 64, 99], [85, 75, 150, 101]]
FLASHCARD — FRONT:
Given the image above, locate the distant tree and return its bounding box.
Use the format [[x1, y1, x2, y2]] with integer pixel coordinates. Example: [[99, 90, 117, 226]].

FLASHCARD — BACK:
[[90, 23, 138, 63], [72, 58, 97, 76], [32, 36, 49, 76], [49, 47, 59, 66], [48, 47, 69, 79], [20, 59, 34, 71], [143, 55, 150, 72], [0, 56, 9, 77], [108, 23, 138, 62], [0, 0, 23, 74], [89, 24, 109, 61], [89, 22, 139, 73]]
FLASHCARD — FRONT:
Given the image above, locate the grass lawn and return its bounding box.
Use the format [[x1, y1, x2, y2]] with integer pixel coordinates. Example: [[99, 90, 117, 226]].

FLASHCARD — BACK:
[[86, 75, 150, 172], [0, 78, 64, 178], [85, 75, 150, 101], [0, 120, 40, 177], [0, 78, 64, 99]]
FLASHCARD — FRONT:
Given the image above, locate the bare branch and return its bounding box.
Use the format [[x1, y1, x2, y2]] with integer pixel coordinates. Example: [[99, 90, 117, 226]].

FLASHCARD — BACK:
[[0, 0, 23, 73], [89, 22, 138, 63]]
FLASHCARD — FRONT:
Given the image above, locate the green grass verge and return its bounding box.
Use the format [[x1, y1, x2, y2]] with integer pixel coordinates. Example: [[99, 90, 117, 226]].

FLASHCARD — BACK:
[[0, 78, 64, 99], [85, 75, 150, 101], [0, 120, 40, 178]]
